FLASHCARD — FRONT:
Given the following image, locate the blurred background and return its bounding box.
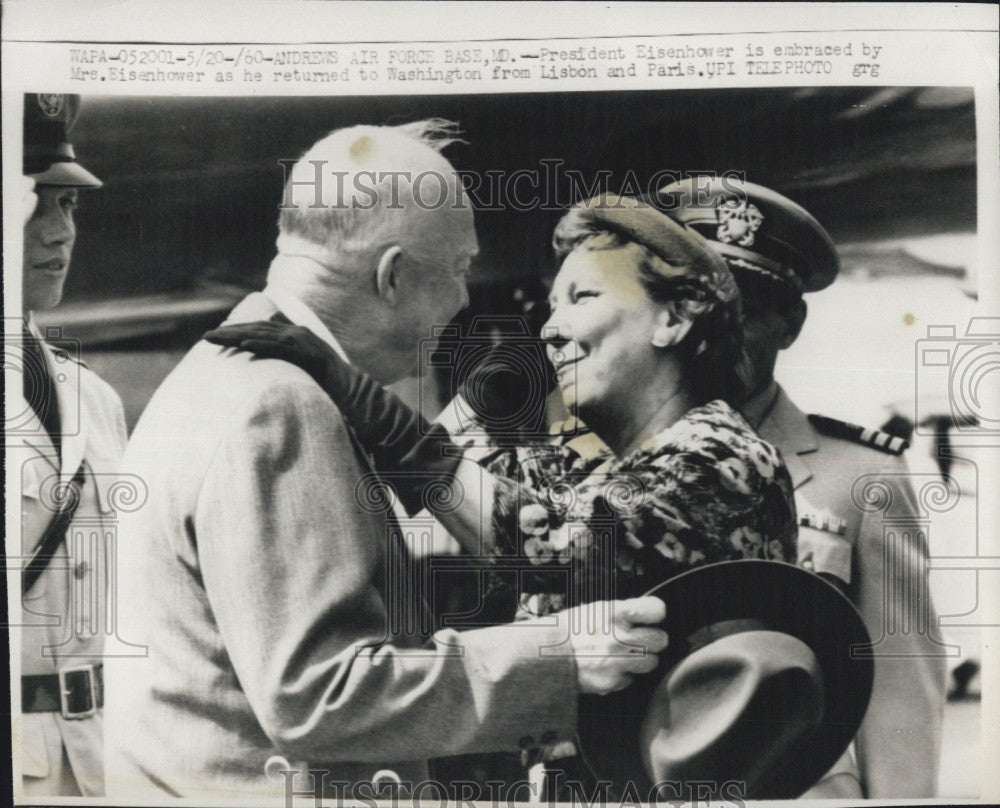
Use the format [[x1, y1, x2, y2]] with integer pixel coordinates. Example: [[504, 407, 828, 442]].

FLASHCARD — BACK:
[[47, 87, 978, 428], [35, 87, 984, 796]]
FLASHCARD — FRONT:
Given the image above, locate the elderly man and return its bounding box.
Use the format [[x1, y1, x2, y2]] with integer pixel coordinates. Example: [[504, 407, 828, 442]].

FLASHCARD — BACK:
[[105, 120, 667, 800], [657, 178, 947, 798], [15, 93, 127, 798]]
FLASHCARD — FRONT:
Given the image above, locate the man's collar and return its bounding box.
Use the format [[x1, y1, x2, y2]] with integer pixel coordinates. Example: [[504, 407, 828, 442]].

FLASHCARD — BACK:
[[262, 278, 351, 365], [21, 312, 89, 480], [741, 382, 817, 489], [740, 380, 780, 431], [745, 382, 819, 457], [24, 312, 41, 340]]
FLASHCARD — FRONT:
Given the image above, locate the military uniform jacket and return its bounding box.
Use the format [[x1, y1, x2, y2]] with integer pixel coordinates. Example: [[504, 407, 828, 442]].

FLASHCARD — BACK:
[[14, 321, 128, 796], [105, 292, 578, 801], [744, 384, 946, 798]]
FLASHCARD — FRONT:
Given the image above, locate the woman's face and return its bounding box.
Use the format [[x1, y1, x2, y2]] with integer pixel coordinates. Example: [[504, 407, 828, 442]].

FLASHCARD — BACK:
[[544, 244, 665, 425]]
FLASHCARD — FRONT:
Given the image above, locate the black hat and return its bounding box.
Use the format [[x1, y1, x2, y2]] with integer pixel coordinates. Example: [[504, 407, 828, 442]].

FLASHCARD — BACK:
[[655, 178, 838, 293], [575, 560, 873, 800], [23, 93, 102, 188]]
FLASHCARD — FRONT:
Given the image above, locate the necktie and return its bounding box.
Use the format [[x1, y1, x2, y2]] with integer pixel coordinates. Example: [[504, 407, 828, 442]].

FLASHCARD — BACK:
[[21, 326, 62, 459]]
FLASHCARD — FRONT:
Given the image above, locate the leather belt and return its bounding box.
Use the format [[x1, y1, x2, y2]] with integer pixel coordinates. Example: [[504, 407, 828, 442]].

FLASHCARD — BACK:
[[23, 663, 103, 719]]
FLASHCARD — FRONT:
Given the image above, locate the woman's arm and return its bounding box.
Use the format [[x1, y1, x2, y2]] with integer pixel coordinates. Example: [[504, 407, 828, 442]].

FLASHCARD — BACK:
[[203, 319, 539, 558]]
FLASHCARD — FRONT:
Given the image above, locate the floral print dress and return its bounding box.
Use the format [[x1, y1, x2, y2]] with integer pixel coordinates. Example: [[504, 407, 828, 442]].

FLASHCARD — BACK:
[[477, 399, 797, 620]]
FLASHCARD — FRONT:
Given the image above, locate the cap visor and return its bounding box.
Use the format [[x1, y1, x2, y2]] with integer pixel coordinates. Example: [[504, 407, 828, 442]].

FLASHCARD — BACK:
[[28, 162, 102, 188]]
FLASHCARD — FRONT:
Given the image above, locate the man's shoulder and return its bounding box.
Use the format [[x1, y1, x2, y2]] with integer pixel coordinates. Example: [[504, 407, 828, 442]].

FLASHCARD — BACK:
[[172, 340, 327, 399], [807, 414, 909, 457], [763, 388, 908, 463], [134, 341, 347, 446], [802, 414, 914, 492], [39, 341, 127, 437], [64, 350, 123, 407]]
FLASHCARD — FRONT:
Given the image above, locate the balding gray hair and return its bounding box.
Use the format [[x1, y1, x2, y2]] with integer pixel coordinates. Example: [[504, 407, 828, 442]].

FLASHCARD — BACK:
[[391, 118, 466, 152], [277, 118, 466, 256]]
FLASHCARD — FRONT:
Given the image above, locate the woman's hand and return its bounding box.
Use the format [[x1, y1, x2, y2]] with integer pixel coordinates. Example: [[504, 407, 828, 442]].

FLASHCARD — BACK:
[[204, 319, 337, 382], [204, 316, 469, 519]]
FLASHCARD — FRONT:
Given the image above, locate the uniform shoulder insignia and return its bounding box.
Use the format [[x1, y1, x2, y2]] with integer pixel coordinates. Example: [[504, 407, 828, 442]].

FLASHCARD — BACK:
[[807, 414, 908, 455]]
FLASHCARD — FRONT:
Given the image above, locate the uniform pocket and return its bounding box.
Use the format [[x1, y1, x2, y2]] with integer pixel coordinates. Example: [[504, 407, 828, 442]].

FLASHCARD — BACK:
[[16, 715, 51, 778], [797, 526, 852, 585]]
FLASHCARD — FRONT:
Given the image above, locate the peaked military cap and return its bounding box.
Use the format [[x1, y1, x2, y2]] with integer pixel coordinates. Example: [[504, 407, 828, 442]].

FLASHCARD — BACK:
[[654, 178, 838, 293], [24, 93, 102, 188]]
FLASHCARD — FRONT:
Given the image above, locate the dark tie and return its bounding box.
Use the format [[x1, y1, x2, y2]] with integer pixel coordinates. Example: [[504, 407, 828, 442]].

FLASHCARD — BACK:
[[22, 326, 61, 459]]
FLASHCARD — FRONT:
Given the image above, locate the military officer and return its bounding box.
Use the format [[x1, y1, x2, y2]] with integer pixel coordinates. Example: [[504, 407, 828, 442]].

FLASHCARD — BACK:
[[15, 93, 128, 797], [657, 178, 947, 798]]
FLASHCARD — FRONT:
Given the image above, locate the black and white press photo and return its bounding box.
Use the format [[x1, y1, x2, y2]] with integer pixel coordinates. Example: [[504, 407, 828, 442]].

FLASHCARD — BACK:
[[3, 4, 997, 806]]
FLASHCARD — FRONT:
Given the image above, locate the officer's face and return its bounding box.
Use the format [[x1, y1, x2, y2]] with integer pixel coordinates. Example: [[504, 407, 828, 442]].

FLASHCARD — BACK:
[[739, 285, 802, 396], [23, 185, 77, 312]]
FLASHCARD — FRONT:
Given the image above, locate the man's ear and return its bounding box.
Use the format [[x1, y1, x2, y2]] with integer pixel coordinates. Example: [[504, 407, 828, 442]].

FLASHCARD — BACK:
[[651, 302, 696, 348], [375, 245, 404, 306], [779, 298, 807, 349]]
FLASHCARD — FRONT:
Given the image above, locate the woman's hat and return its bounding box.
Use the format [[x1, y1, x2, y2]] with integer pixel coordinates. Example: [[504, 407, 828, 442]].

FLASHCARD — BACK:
[[564, 193, 739, 306], [23, 93, 102, 188], [575, 560, 873, 800]]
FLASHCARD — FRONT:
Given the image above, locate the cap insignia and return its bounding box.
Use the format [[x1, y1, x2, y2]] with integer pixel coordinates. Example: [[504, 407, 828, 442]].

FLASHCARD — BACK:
[[36, 93, 65, 118], [716, 200, 763, 247]]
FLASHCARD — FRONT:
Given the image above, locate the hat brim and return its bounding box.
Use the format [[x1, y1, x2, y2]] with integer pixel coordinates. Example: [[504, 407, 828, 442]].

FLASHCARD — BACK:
[[28, 161, 102, 188], [653, 179, 840, 294], [575, 559, 873, 799]]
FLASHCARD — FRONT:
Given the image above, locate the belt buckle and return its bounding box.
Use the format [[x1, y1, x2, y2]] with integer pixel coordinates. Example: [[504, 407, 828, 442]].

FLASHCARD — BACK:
[[59, 664, 97, 719]]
